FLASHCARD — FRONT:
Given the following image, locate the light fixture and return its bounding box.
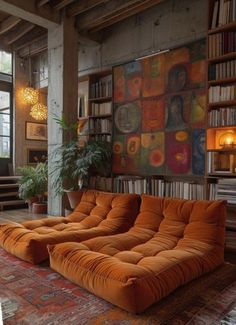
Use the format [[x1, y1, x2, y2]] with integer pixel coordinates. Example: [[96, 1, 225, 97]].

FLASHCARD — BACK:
[[30, 103, 48, 120], [21, 87, 39, 105], [219, 131, 236, 148], [21, 55, 39, 105], [135, 49, 170, 61]]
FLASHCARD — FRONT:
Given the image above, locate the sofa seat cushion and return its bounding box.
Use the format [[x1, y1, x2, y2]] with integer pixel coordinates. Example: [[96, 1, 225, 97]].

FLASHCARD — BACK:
[[0, 190, 139, 264], [48, 195, 226, 313]]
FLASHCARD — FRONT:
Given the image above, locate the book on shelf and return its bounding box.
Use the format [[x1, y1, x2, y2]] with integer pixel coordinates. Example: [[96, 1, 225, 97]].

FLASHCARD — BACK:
[[90, 75, 112, 99], [91, 102, 112, 116], [211, 0, 236, 28], [208, 107, 236, 127], [208, 59, 236, 80], [209, 85, 236, 103], [208, 32, 236, 58], [216, 177, 236, 203]]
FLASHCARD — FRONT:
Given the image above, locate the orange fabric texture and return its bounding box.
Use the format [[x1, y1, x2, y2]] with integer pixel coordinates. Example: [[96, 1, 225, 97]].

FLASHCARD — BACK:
[[48, 195, 226, 313], [0, 190, 139, 264]]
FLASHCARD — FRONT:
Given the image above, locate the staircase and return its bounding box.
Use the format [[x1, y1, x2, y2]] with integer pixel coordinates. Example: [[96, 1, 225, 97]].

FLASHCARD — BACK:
[[0, 176, 26, 211]]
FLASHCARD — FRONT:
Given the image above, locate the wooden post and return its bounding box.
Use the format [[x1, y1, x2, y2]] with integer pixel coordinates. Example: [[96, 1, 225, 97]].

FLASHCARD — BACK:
[[47, 14, 78, 215]]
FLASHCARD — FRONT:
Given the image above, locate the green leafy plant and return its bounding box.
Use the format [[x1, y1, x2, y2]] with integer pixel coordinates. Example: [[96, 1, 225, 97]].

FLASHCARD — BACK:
[[51, 115, 112, 196], [18, 163, 48, 202]]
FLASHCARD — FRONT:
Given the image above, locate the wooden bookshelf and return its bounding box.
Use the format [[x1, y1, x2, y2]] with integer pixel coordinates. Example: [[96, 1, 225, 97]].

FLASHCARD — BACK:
[[207, 0, 236, 254]]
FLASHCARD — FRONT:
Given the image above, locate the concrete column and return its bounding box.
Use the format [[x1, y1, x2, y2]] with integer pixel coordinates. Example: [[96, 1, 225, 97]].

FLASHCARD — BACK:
[[47, 15, 78, 215]]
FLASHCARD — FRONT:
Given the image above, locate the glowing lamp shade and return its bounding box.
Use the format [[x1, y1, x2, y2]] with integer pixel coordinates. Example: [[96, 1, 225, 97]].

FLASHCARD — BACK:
[[219, 131, 236, 148], [21, 87, 39, 105], [30, 103, 48, 121]]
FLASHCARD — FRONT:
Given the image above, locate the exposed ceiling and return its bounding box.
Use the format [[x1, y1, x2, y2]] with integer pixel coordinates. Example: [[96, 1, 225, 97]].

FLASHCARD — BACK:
[[0, 0, 165, 55]]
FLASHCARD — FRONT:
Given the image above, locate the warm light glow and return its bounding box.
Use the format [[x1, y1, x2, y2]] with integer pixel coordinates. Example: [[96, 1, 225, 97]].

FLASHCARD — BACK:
[[219, 131, 236, 148], [30, 103, 48, 120], [21, 87, 39, 105]]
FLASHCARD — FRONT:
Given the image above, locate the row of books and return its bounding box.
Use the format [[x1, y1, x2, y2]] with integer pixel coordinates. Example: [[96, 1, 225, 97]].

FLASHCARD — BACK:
[[216, 177, 236, 203], [113, 176, 204, 200], [211, 0, 236, 29], [208, 32, 236, 58], [209, 85, 236, 103], [88, 118, 112, 134], [208, 59, 236, 80], [90, 102, 112, 116], [90, 134, 112, 142], [90, 75, 112, 99], [208, 107, 236, 126], [88, 176, 113, 192]]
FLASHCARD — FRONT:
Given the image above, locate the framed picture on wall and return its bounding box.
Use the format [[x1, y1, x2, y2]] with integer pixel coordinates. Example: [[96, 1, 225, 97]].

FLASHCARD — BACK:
[[27, 148, 47, 165], [25, 122, 47, 141]]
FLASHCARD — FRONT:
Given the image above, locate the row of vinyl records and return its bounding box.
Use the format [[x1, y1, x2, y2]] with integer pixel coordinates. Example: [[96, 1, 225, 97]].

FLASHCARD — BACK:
[[208, 32, 236, 58], [208, 107, 236, 126], [209, 85, 236, 103], [208, 178, 236, 203], [112, 177, 205, 199], [90, 102, 112, 116], [88, 118, 112, 134], [208, 59, 236, 81], [211, 0, 236, 29], [90, 75, 112, 99]]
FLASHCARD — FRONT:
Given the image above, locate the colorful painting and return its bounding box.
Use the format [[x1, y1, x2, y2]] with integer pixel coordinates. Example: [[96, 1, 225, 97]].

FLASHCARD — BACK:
[[142, 54, 166, 97], [142, 97, 165, 132], [166, 130, 191, 175], [114, 101, 141, 134], [192, 129, 205, 175], [140, 132, 165, 175], [112, 39, 206, 176]]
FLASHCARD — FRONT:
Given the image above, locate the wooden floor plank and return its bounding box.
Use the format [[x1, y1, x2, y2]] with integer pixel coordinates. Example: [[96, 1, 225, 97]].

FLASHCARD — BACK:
[[0, 208, 48, 223]]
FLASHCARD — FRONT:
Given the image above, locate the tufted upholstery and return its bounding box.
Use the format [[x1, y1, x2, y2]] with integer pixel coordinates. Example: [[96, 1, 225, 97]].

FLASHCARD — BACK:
[[48, 195, 226, 313], [0, 190, 139, 264]]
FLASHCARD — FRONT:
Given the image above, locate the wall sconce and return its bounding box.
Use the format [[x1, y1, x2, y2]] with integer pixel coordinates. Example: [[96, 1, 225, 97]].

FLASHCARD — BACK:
[[219, 131, 236, 148], [30, 103, 48, 121]]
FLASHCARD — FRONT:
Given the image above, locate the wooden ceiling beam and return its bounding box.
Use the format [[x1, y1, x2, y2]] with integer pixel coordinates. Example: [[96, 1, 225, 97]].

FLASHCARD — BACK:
[[78, 0, 164, 32], [5, 22, 35, 45], [53, 0, 75, 10], [12, 27, 46, 50], [67, 0, 109, 17], [0, 0, 60, 28], [36, 0, 50, 7], [0, 16, 21, 35]]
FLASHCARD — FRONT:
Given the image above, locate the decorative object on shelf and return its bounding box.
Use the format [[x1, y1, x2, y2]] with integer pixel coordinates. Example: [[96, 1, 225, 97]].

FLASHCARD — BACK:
[[21, 87, 39, 105], [30, 102, 48, 121], [25, 122, 47, 141], [219, 130, 236, 148]]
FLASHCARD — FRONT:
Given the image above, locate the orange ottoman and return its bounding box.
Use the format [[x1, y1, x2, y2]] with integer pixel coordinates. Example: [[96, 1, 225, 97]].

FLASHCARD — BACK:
[[48, 195, 226, 313], [0, 190, 139, 264]]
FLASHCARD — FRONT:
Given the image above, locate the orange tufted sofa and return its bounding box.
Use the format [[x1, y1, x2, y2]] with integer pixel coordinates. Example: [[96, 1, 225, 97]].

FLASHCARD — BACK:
[[0, 190, 139, 264], [48, 194, 226, 313]]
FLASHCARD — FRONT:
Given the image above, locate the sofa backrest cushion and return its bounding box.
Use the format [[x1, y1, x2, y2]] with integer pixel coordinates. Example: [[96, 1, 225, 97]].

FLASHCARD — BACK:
[[134, 194, 226, 247], [67, 190, 140, 232]]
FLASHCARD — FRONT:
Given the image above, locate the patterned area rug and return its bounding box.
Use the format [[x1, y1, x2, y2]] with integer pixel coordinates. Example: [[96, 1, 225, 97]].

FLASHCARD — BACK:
[[0, 248, 236, 325]]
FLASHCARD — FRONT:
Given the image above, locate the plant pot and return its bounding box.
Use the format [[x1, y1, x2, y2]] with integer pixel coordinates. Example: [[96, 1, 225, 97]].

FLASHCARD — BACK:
[[32, 202, 47, 214], [26, 196, 39, 212], [64, 190, 84, 210]]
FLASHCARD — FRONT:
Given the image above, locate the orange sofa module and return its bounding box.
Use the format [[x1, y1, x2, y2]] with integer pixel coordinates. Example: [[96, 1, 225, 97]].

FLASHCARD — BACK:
[[0, 190, 139, 264], [48, 195, 226, 313]]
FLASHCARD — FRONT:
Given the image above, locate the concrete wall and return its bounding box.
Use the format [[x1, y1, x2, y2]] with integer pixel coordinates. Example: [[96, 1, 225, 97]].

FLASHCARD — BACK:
[[31, 0, 207, 83], [78, 0, 207, 75]]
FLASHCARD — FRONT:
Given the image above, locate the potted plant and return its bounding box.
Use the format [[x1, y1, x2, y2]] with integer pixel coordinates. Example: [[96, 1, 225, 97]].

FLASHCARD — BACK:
[[50, 115, 112, 208], [18, 163, 48, 213]]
